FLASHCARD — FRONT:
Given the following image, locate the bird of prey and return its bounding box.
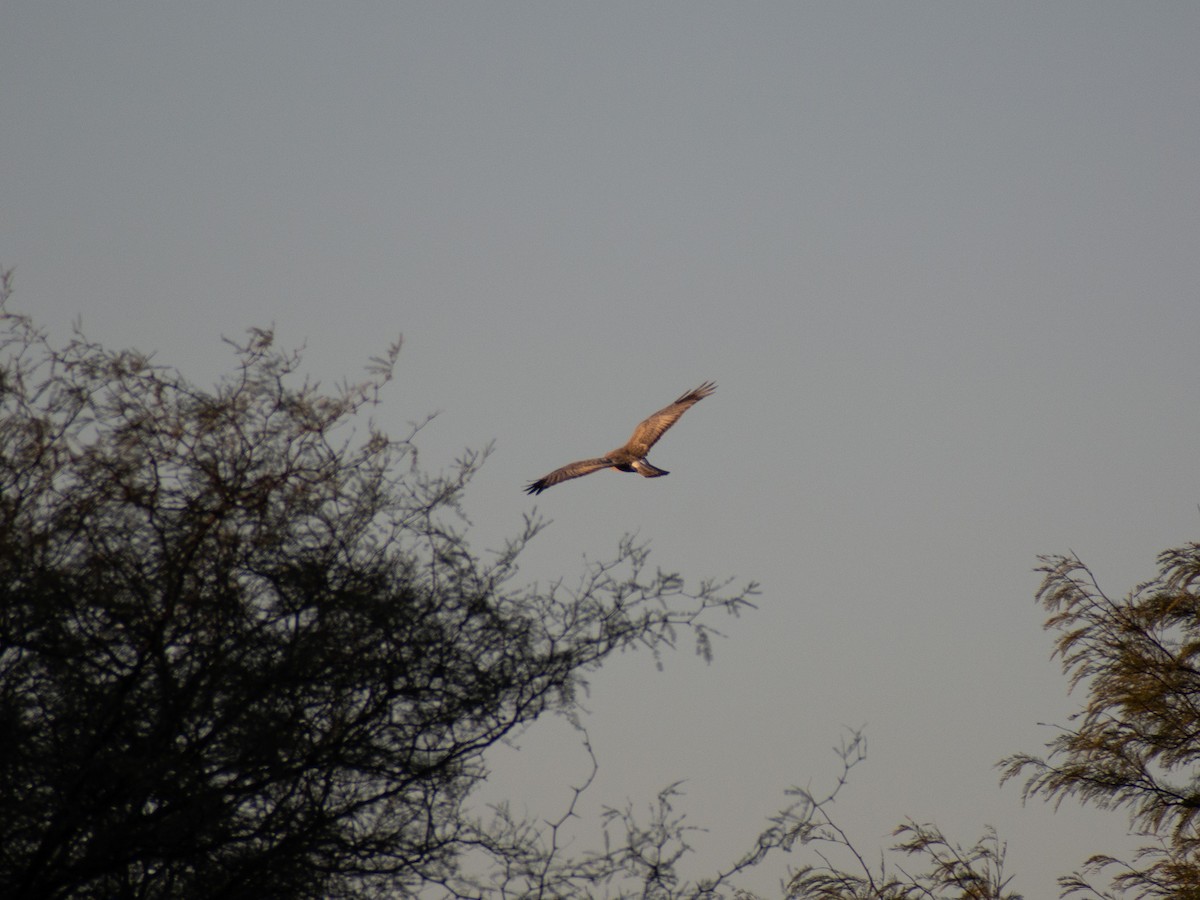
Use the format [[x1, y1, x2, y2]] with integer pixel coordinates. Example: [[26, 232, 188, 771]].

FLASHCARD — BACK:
[[525, 381, 716, 495]]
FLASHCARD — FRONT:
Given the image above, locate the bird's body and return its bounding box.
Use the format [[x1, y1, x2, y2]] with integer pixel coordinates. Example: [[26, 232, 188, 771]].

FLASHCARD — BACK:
[[525, 381, 715, 495]]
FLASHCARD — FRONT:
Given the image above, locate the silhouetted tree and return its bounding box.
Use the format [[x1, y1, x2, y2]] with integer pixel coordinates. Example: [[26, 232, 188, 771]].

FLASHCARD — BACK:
[[1000, 545, 1200, 898], [0, 270, 777, 899]]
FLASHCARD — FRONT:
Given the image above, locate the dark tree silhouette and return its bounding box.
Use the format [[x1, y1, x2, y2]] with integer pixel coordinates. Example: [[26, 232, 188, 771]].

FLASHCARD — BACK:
[[0, 270, 772, 899]]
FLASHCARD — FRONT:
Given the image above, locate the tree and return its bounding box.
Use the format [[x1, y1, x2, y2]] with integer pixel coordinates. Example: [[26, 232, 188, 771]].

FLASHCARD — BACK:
[[0, 269, 779, 899], [1000, 545, 1200, 898]]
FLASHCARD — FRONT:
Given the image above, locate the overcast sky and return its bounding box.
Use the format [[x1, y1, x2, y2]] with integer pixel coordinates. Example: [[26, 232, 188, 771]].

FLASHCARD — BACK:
[[4, 3, 1199, 895]]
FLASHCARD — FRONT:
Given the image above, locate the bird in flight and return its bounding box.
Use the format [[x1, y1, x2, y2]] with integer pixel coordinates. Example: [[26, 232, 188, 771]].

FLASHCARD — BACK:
[[525, 381, 716, 495]]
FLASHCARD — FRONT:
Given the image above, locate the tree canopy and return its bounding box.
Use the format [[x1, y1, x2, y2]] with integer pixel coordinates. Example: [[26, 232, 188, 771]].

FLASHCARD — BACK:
[[0, 272, 769, 898]]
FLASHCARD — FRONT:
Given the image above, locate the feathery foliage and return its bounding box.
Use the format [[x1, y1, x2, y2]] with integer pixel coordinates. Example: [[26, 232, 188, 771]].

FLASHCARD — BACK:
[[1000, 545, 1200, 897]]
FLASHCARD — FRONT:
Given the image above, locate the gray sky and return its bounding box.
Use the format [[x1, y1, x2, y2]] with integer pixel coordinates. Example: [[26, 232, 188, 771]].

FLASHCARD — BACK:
[[4, 3, 1199, 895]]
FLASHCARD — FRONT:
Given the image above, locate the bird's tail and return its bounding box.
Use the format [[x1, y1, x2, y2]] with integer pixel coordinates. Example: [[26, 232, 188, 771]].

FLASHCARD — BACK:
[[633, 460, 669, 478]]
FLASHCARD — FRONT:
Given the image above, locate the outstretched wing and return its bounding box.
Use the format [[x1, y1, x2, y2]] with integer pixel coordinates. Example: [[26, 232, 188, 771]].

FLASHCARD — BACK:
[[525, 458, 612, 495], [622, 381, 716, 457]]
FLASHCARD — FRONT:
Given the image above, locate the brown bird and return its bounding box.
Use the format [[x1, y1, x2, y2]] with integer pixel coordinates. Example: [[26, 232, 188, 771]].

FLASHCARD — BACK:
[[525, 381, 716, 495]]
